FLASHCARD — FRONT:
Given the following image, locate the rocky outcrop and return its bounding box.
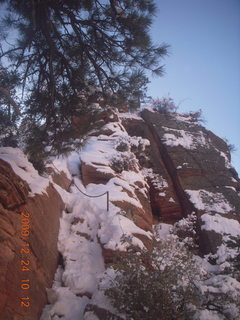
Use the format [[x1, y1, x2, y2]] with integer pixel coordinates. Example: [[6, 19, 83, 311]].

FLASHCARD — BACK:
[[121, 116, 186, 223], [79, 109, 240, 255], [1, 108, 240, 320], [0, 159, 30, 209], [80, 116, 153, 235], [0, 156, 66, 320], [47, 167, 71, 191], [139, 109, 240, 254]]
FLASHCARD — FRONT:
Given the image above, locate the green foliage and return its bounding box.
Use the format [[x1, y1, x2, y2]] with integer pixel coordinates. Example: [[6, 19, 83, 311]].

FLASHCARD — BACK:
[[0, 0, 168, 158], [103, 235, 201, 320], [0, 66, 20, 147], [170, 212, 199, 251], [110, 153, 138, 173]]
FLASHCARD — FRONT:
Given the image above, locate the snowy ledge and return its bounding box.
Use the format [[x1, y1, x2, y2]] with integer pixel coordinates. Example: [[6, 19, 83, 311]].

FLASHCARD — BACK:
[[0, 147, 50, 196]]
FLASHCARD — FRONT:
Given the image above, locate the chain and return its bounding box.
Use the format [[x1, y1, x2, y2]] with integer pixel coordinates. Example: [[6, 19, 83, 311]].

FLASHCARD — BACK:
[[51, 161, 109, 211]]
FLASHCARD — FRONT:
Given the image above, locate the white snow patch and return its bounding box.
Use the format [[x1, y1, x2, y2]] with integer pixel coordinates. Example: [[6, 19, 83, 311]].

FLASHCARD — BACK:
[[0, 147, 49, 196], [118, 112, 142, 120], [219, 151, 232, 169], [174, 114, 196, 124], [201, 213, 240, 237], [154, 223, 172, 239], [162, 127, 208, 150], [186, 189, 233, 213], [142, 168, 168, 190]]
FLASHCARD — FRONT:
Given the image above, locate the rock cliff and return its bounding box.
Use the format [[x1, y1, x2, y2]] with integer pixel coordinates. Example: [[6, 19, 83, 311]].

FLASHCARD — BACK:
[[0, 108, 239, 320], [123, 109, 240, 254], [0, 149, 70, 320]]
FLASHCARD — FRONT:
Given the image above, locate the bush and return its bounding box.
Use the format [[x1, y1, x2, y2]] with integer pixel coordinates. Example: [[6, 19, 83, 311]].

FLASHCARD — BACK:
[[187, 109, 205, 124], [102, 235, 201, 320], [152, 97, 178, 114], [110, 153, 138, 173], [223, 138, 236, 153], [170, 212, 199, 251], [101, 226, 240, 320]]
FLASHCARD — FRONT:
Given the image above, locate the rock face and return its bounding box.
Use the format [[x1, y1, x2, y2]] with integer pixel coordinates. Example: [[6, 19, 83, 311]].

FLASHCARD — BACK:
[[121, 116, 187, 223], [0, 157, 66, 320], [80, 112, 153, 236], [1, 108, 240, 320], [139, 110, 240, 253], [79, 109, 240, 255]]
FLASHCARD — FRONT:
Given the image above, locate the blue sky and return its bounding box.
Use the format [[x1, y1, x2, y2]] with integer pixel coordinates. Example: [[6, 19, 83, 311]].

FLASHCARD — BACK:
[[147, 0, 240, 174]]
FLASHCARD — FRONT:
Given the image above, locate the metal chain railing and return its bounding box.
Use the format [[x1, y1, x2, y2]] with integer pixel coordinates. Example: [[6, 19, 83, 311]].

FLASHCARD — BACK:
[[51, 162, 109, 211]]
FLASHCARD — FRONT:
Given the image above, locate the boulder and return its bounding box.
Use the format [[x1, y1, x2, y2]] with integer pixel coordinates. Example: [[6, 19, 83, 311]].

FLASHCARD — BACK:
[[81, 162, 115, 186]]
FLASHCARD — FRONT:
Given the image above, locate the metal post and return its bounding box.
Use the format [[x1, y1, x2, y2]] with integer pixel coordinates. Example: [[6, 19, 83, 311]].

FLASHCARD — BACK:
[[107, 191, 109, 211]]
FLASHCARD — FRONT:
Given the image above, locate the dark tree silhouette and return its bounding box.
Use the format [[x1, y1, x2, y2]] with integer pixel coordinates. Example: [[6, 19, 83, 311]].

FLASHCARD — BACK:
[[0, 66, 20, 146], [0, 0, 168, 165]]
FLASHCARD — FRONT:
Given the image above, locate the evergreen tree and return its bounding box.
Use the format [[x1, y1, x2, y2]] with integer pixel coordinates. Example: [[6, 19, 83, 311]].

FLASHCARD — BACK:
[[0, 0, 168, 163], [0, 66, 20, 146]]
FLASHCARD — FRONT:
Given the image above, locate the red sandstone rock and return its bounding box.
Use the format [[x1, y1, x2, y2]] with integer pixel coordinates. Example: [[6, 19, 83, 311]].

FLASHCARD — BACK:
[[47, 167, 72, 191], [81, 162, 115, 186], [0, 159, 29, 210], [0, 159, 64, 320]]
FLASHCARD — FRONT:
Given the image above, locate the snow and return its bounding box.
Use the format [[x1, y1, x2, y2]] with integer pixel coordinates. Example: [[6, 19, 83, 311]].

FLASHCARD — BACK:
[[83, 312, 99, 320], [142, 168, 168, 189], [0, 147, 49, 196], [201, 213, 240, 237], [49, 152, 82, 179], [41, 287, 89, 320], [224, 186, 236, 191], [162, 127, 208, 150], [185, 189, 234, 214], [154, 223, 172, 239], [193, 309, 225, 320], [79, 118, 151, 213], [174, 113, 196, 124], [80, 136, 114, 167], [118, 112, 143, 120], [141, 106, 155, 113], [41, 116, 153, 319], [213, 241, 239, 266], [38, 109, 240, 319], [218, 150, 232, 169]]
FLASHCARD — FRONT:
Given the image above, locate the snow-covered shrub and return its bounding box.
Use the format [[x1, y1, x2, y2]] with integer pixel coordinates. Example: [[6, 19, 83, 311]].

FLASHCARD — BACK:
[[103, 235, 201, 320], [142, 168, 168, 190], [110, 153, 138, 173], [187, 109, 205, 124], [223, 137, 236, 153], [171, 212, 199, 250], [115, 135, 149, 154], [102, 232, 240, 320], [115, 140, 129, 152], [195, 274, 240, 320], [152, 97, 178, 114]]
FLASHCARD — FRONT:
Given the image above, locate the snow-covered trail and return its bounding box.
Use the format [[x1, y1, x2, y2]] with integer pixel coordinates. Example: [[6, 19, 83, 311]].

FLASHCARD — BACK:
[[41, 154, 109, 319], [41, 149, 148, 320]]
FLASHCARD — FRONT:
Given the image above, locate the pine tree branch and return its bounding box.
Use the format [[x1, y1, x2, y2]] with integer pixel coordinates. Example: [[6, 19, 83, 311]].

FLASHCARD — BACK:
[[0, 86, 21, 116]]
